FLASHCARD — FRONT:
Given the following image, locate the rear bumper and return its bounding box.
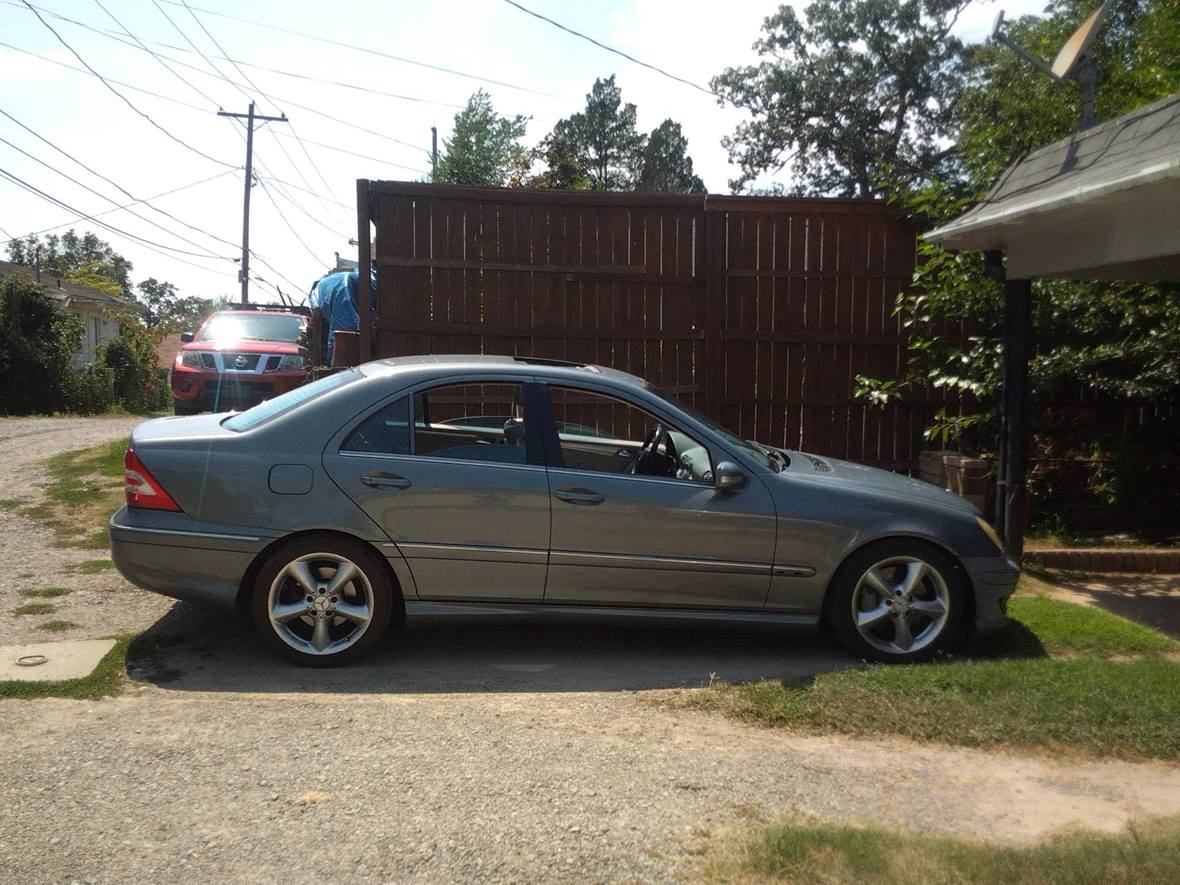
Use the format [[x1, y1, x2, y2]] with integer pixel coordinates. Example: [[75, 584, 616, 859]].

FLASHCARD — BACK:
[[109, 508, 267, 612], [961, 554, 1021, 631]]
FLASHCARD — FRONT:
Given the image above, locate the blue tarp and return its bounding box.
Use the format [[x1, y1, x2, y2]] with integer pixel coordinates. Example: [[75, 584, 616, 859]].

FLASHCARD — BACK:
[[308, 269, 376, 362]]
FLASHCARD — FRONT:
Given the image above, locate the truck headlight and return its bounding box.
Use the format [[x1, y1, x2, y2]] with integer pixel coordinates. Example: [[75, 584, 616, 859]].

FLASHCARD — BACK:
[[277, 355, 304, 371], [178, 351, 205, 368], [976, 516, 1005, 553]]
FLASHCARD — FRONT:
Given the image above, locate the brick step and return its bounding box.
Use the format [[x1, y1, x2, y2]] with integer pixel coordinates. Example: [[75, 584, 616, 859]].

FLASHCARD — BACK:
[[1023, 548, 1180, 574]]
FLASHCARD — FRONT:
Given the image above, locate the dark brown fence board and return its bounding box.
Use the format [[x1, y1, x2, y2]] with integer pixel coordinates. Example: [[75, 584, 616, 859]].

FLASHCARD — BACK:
[[363, 181, 937, 472]]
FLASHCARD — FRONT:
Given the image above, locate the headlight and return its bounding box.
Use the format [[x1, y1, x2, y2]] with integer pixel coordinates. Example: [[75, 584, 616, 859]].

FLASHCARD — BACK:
[[976, 516, 1005, 553], [178, 351, 205, 368], [277, 355, 304, 371]]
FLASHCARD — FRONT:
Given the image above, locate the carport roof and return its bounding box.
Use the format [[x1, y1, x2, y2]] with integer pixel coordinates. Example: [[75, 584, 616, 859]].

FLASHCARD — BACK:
[[926, 92, 1180, 281]]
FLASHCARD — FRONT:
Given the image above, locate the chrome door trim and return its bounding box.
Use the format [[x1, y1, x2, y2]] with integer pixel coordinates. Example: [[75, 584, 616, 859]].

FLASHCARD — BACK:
[[337, 450, 546, 473], [393, 542, 548, 564], [547, 466, 711, 490], [549, 549, 769, 575]]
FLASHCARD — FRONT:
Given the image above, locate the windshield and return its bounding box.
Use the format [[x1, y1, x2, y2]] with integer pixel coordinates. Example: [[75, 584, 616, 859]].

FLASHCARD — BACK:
[[223, 370, 357, 431], [198, 312, 303, 344], [652, 388, 780, 472]]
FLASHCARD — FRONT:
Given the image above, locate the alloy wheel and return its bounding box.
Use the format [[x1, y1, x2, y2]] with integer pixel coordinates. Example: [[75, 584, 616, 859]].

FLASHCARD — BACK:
[[850, 555, 950, 656], [267, 552, 374, 656]]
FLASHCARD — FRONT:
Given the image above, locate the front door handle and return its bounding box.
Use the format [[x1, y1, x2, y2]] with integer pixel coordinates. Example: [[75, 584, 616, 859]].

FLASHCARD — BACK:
[[555, 487, 604, 505], [361, 471, 411, 491]]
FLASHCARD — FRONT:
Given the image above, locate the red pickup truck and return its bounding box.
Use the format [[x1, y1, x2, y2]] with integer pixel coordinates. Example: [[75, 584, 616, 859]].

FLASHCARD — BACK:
[[171, 307, 308, 415]]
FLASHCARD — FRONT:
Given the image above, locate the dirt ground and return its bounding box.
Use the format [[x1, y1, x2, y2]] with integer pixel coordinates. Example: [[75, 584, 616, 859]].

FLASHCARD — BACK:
[[3, 417, 1180, 883], [1039, 569, 1180, 638]]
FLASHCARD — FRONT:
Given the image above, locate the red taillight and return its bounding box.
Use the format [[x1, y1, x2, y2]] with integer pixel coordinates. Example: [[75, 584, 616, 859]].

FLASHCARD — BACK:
[[124, 448, 181, 512]]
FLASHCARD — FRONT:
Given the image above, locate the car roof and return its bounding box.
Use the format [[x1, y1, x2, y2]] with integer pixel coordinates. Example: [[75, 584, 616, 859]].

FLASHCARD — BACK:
[[359, 354, 647, 389]]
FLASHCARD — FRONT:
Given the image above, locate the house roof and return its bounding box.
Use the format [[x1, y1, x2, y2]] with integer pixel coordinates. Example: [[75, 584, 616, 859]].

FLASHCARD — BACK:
[[0, 260, 128, 307], [925, 92, 1180, 281]]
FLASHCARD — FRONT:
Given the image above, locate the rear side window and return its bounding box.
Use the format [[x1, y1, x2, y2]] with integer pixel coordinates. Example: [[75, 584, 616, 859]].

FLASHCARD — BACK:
[[342, 396, 411, 455], [223, 370, 356, 431], [414, 382, 527, 464]]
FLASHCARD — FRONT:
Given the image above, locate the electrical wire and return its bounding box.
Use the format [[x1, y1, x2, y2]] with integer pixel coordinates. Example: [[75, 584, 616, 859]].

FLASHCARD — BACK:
[[262, 180, 353, 240], [0, 108, 241, 252], [0, 166, 238, 275], [0, 133, 229, 259], [93, 0, 220, 108], [499, 0, 717, 97], [0, 170, 237, 246], [158, 0, 563, 99], [18, 1, 237, 169], [268, 130, 430, 176], [254, 178, 323, 266]]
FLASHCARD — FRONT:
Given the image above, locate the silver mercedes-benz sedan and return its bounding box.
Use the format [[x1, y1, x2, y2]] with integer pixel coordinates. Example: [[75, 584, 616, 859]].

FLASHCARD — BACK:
[[110, 355, 1019, 666]]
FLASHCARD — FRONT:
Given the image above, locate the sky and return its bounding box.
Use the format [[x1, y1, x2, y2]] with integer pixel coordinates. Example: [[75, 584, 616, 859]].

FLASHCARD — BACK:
[[0, 0, 1049, 305]]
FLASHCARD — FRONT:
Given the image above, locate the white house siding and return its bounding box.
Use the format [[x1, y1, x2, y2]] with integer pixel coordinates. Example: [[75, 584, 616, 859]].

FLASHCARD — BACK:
[[71, 302, 120, 369]]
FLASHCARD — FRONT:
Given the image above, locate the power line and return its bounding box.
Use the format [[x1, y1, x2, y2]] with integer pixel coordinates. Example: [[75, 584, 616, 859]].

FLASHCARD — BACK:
[[263, 179, 353, 240], [268, 130, 430, 176], [0, 166, 237, 275], [255, 178, 323, 267], [0, 108, 240, 252], [0, 170, 237, 246], [148, 0, 251, 106], [499, 0, 717, 97], [158, 0, 563, 99], [254, 172, 353, 212], [0, 133, 228, 259], [18, 1, 237, 169], [93, 0, 219, 108]]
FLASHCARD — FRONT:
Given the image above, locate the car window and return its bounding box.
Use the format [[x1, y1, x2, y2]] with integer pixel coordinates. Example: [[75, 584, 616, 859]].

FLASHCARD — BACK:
[[341, 396, 410, 455], [413, 382, 527, 465], [548, 387, 712, 483], [223, 369, 357, 432]]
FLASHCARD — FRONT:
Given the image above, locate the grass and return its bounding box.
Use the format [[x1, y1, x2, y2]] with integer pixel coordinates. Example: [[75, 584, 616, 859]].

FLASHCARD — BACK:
[[36, 619, 78, 633], [73, 558, 115, 574], [678, 581, 1180, 761], [10, 438, 126, 550], [12, 602, 56, 616], [704, 816, 1180, 884], [0, 635, 129, 700], [18, 587, 70, 599]]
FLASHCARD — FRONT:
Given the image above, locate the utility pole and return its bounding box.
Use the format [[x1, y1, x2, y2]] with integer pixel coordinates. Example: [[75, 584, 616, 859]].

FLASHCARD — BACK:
[[431, 125, 438, 180], [218, 102, 288, 303]]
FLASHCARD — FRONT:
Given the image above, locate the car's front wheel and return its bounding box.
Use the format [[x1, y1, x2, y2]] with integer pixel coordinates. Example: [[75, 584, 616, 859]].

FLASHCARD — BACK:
[[830, 540, 966, 664], [251, 535, 395, 666]]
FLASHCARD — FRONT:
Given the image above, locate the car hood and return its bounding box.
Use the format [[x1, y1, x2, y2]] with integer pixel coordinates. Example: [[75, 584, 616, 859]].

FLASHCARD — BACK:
[[181, 340, 299, 354], [771, 448, 979, 516]]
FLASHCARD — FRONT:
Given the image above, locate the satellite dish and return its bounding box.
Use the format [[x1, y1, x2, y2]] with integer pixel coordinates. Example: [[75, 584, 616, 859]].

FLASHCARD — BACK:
[[1051, 3, 1111, 79], [991, 2, 1110, 129]]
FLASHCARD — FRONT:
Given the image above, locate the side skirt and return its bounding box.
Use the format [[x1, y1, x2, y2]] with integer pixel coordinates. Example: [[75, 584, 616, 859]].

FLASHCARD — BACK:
[[403, 600, 818, 626]]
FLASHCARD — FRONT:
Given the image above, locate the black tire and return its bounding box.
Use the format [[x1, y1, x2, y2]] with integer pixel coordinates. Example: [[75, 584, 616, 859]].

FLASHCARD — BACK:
[[250, 534, 396, 667], [829, 539, 967, 664], [173, 399, 201, 415]]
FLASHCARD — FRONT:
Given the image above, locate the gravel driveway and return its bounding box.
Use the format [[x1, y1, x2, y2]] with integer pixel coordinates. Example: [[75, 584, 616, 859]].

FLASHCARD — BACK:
[[4, 417, 1180, 883]]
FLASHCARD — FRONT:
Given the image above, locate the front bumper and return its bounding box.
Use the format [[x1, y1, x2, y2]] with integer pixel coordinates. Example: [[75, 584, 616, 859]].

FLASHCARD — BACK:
[[961, 554, 1021, 631], [171, 368, 304, 411]]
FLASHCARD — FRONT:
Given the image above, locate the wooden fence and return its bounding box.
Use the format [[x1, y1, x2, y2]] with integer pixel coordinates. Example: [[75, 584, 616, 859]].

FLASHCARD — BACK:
[[358, 181, 959, 472]]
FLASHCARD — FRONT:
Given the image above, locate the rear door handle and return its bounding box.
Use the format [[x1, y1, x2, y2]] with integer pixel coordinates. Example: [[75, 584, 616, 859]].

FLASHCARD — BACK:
[[361, 471, 411, 491], [555, 487, 604, 505]]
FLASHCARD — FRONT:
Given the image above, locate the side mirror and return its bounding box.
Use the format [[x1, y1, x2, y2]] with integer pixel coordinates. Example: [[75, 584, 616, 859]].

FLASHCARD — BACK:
[[180, 331, 194, 343], [714, 461, 746, 492]]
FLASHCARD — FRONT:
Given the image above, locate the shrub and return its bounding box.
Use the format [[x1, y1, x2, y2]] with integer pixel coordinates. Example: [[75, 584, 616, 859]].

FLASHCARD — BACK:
[[98, 314, 166, 413], [0, 274, 83, 414], [63, 365, 114, 415]]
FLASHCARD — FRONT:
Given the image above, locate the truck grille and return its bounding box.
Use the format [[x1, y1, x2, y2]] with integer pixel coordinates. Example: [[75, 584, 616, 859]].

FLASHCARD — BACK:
[[223, 353, 261, 370]]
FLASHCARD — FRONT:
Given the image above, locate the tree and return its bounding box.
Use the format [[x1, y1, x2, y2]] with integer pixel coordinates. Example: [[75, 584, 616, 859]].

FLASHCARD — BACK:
[[435, 90, 530, 187], [0, 272, 84, 414], [635, 120, 705, 193], [7, 230, 133, 295], [713, 0, 970, 196], [552, 76, 647, 191], [529, 130, 591, 189], [131, 277, 212, 332]]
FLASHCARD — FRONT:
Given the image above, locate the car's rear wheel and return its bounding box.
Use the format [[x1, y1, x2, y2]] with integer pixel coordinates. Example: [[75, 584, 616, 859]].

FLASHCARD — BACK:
[[173, 399, 201, 415], [830, 540, 965, 664], [251, 535, 394, 666]]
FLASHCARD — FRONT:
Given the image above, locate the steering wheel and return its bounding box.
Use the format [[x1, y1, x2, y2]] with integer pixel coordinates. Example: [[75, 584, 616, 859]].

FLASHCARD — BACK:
[[630, 424, 676, 477]]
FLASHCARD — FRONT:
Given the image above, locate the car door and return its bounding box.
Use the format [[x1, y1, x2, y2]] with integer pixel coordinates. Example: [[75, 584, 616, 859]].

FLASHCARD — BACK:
[[540, 384, 778, 610], [323, 377, 551, 601]]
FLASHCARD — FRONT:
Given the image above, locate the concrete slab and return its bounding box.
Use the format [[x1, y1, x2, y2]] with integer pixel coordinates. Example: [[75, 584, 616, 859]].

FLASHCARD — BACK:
[[0, 638, 117, 683]]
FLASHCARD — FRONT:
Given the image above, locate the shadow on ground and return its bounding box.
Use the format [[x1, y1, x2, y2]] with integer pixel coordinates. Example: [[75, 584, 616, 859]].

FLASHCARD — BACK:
[[127, 602, 859, 694], [1032, 569, 1180, 639]]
